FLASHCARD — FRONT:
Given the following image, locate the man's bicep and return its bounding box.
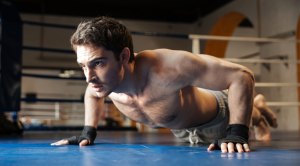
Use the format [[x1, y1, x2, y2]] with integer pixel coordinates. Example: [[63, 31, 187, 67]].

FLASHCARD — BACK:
[[185, 54, 237, 90]]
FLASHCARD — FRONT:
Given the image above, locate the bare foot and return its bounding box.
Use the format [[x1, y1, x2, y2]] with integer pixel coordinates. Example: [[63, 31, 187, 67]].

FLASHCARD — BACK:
[[251, 106, 272, 142], [254, 94, 278, 128], [253, 117, 271, 141]]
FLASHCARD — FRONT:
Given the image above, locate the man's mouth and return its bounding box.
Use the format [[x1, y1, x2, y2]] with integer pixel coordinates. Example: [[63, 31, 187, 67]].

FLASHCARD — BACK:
[[91, 84, 103, 92]]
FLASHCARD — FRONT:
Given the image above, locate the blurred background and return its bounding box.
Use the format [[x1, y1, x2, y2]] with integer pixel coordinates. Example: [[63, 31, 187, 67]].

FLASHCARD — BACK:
[[1, 0, 300, 135]]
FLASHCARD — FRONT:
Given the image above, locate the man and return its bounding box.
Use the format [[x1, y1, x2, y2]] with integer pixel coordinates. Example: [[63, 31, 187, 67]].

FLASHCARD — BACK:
[[251, 93, 278, 141], [51, 16, 277, 153]]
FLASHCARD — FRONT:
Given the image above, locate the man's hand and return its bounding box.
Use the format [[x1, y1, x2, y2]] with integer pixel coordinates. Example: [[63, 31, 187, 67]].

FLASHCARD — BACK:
[[207, 124, 250, 153], [51, 138, 90, 146], [207, 142, 251, 153], [50, 126, 97, 146], [51, 139, 69, 146]]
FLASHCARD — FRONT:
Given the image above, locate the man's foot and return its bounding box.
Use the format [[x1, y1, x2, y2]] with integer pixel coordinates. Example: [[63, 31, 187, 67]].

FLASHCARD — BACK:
[[253, 117, 271, 141], [254, 94, 278, 128]]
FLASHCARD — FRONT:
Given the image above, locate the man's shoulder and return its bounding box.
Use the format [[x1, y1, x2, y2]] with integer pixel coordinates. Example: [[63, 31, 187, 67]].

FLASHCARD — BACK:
[[136, 48, 176, 57], [134, 50, 161, 67], [135, 48, 187, 63]]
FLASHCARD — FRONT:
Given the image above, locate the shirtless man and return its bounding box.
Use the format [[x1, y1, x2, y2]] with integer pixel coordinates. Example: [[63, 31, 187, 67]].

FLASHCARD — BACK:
[[51, 16, 277, 153], [252, 93, 278, 141]]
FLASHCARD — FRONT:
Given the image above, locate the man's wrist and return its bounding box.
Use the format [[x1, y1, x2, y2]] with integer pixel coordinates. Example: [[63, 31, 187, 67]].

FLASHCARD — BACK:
[[226, 124, 249, 141], [78, 126, 97, 144], [66, 126, 97, 145]]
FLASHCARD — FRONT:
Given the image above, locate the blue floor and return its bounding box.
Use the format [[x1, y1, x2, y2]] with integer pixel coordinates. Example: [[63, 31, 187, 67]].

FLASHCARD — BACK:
[[0, 131, 300, 166]]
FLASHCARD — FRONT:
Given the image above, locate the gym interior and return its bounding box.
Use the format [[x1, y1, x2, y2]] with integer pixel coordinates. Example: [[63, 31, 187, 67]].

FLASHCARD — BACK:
[[1, 0, 300, 165]]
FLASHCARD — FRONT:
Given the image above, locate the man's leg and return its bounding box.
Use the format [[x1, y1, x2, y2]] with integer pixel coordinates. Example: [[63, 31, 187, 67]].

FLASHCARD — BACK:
[[254, 94, 278, 128], [251, 107, 271, 141], [250, 93, 278, 141]]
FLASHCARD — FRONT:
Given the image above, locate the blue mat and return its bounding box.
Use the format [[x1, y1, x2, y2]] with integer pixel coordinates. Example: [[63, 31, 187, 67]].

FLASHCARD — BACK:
[[0, 131, 299, 166]]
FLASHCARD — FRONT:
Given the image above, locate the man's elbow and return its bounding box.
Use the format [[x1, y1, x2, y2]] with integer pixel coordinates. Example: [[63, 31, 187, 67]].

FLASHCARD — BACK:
[[240, 68, 255, 88]]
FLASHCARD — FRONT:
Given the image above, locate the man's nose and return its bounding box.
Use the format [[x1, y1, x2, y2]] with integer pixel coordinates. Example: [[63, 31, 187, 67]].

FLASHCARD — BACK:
[[85, 68, 96, 83]]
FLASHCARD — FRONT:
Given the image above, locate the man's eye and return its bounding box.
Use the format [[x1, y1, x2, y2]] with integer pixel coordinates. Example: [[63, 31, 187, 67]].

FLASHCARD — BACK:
[[95, 61, 104, 67]]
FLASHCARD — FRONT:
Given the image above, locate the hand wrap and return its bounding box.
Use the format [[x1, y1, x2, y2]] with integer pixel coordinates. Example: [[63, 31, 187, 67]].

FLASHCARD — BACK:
[[66, 126, 97, 145], [214, 124, 249, 149]]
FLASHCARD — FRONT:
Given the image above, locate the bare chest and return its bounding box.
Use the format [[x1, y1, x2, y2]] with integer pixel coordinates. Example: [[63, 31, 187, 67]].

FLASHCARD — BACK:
[[109, 91, 181, 127]]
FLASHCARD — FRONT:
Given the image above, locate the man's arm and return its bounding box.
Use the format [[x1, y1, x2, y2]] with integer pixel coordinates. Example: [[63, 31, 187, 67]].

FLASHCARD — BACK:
[[156, 49, 254, 152], [189, 53, 254, 153], [51, 84, 104, 146], [78, 84, 104, 146], [84, 84, 104, 128], [157, 50, 255, 124], [173, 51, 254, 126]]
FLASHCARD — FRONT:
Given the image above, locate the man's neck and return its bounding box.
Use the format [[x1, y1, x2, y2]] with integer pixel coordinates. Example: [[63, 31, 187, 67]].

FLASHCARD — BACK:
[[112, 62, 138, 96]]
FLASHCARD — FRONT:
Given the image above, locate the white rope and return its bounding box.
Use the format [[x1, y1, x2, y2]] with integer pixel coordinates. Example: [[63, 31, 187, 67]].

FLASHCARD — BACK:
[[255, 82, 300, 87], [266, 102, 300, 107], [225, 58, 300, 64], [189, 34, 300, 43]]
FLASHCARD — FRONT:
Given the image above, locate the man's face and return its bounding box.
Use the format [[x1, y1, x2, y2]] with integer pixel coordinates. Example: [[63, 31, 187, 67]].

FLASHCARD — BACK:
[[76, 45, 124, 97]]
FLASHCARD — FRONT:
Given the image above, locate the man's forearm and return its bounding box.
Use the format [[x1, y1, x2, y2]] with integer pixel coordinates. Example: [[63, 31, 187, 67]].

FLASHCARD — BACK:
[[227, 71, 254, 126], [84, 87, 104, 128], [84, 108, 100, 128]]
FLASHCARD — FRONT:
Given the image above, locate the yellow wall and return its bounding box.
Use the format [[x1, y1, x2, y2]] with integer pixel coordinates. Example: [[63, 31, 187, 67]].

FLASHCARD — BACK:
[[204, 12, 246, 58]]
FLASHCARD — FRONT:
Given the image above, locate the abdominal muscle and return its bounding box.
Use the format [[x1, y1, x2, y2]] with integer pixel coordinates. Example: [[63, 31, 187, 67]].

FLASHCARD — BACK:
[[110, 87, 218, 129]]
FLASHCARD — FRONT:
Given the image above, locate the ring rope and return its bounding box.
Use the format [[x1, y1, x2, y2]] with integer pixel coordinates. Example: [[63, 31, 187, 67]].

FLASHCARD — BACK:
[[21, 97, 113, 104], [22, 73, 85, 80], [225, 58, 300, 64], [23, 20, 300, 43], [22, 73, 300, 87], [189, 34, 300, 43], [255, 83, 300, 87], [266, 102, 300, 107]]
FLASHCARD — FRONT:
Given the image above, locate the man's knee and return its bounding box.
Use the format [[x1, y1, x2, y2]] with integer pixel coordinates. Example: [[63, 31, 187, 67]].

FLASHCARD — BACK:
[[251, 107, 263, 126], [253, 94, 267, 108]]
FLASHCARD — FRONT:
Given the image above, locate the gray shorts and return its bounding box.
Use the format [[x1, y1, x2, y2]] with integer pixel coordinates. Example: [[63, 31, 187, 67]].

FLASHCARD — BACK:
[[171, 90, 229, 144]]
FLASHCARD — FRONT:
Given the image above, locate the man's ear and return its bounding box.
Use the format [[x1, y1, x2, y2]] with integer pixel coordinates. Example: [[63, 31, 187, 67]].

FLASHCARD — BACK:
[[120, 47, 130, 64]]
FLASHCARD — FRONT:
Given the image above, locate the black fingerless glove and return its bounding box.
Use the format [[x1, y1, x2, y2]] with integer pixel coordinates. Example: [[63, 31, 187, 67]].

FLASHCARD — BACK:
[[214, 124, 249, 149], [66, 126, 97, 145]]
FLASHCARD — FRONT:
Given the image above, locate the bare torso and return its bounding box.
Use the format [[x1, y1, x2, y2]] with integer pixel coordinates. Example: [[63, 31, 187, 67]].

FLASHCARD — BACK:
[[109, 87, 218, 129], [108, 49, 219, 129]]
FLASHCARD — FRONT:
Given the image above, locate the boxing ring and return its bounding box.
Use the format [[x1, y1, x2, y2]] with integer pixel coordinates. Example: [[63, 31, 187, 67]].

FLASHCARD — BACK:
[[1, 8, 300, 165], [16, 19, 300, 131]]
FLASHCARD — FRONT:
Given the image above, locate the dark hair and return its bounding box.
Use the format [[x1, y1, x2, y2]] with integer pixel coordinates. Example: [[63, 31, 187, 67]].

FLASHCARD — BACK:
[[70, 16, 134, 62]]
